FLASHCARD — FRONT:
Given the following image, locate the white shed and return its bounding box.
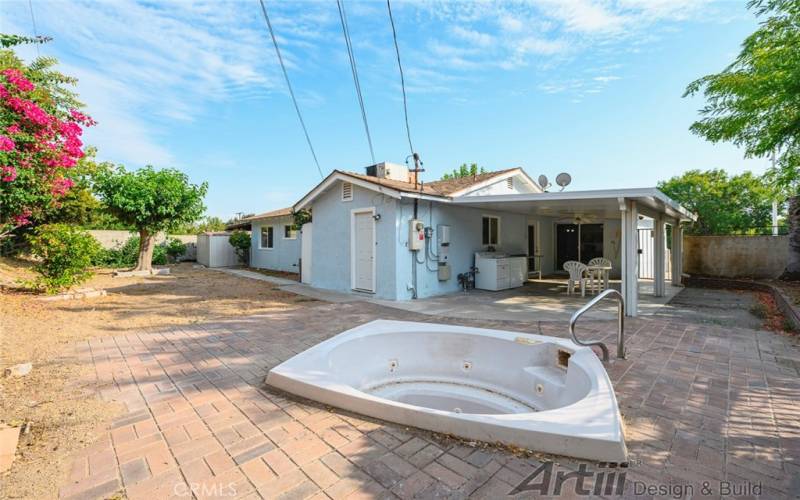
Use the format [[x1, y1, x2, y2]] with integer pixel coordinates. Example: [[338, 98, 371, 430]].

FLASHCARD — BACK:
[[196, 232, 241, 268]]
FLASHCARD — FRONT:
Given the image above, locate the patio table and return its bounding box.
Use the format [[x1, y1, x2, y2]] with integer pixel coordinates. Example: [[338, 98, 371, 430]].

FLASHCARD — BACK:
[[586, 264, 611, 294]]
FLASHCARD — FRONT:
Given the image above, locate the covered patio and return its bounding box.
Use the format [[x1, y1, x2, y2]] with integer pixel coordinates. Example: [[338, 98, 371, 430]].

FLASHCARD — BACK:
[[452, 188, 696, 317], [372, 277, 683, 322]]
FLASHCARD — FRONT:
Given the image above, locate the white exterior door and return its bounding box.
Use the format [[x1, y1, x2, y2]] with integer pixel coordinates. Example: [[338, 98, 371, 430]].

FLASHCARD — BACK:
[[301, 223, 312, 284], [352, 210, 375, 292]]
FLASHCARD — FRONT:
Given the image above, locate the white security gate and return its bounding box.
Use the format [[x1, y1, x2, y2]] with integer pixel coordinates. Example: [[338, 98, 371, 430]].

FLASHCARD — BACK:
[[638, 229, 653, 279], [301, 223, 312, 284], [351, 210, 375, 292], [638, 228, 672, 281]]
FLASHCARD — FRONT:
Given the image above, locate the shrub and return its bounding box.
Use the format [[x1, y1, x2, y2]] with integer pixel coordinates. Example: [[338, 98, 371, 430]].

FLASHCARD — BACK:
[[164, 238, 186, 263], [228, 231, 250, 265], [94, 235, 170, 268], [26, 224, 101, 293]]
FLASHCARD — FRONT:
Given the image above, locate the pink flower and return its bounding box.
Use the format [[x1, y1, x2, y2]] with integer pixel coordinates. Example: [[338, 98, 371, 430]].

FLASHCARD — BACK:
[[1, 165, 17, 182], [6, 97, 50, 126], [69, 109, 95, 126], [0, 135, 14, 151], [12, 209, 31, 226], [1, 69, 34, 92], [6, 124, 20, 135]]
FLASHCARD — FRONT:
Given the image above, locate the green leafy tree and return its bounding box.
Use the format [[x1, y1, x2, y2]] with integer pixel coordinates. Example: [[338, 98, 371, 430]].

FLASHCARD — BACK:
[[41, 147, 128, 229], [440, 163, 485, 180], [173, 215, 226, 234], [683, 0, 800, 277], [658, 169, 776, 235], [94, 165, 207, 271], [26, 223, 101, 293]]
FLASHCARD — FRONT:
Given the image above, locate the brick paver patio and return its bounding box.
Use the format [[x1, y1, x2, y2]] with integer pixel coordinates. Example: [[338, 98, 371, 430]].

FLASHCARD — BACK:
[[59, 300, 800, 499]]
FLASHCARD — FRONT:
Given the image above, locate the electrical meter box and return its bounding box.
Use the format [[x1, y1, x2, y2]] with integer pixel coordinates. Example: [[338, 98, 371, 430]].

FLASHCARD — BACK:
[[437, 225, 451, 246], [437, 225, 451, 280], [408, 219, 424, 251], [438, 262, 451, 281], [437, 225, 451, 263]]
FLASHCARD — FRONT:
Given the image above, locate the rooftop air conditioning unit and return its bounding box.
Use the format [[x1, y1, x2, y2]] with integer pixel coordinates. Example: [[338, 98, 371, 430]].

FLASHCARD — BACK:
[[365, 162, 410, 182]]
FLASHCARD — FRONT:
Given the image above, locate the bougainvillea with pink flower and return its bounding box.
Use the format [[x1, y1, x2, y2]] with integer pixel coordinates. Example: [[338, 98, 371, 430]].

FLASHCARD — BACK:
[[0, 48, 95, 236]]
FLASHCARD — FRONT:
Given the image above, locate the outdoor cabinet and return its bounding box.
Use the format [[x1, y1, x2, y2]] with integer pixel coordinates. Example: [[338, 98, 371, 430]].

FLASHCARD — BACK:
[[475, 252, 526, 291]]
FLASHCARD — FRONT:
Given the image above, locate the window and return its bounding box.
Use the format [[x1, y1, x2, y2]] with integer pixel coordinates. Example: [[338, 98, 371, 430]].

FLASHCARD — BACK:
[[342, 182, 353, 201], [284, 225, 297, 239], [260, 226, 274, 249], [482, 216, 499, 246]]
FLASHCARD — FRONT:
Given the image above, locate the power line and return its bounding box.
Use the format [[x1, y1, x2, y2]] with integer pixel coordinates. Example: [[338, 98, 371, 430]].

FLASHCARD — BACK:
[[336, 0, 375, 164], [386, 0, 414, 158], [28, 0, 40, 57], [257, 0, 323, 178]]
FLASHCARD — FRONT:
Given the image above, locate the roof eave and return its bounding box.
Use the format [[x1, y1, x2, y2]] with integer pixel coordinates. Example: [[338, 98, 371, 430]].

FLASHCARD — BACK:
[[452, 187, 696, 222]]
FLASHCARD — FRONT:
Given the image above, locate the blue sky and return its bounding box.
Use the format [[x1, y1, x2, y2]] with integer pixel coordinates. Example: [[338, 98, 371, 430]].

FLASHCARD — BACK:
[[2, 0, 765, 219]]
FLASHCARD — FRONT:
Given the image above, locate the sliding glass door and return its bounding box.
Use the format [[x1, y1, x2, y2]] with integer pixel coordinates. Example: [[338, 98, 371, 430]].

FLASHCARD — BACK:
[[556, 223, 603, 268]]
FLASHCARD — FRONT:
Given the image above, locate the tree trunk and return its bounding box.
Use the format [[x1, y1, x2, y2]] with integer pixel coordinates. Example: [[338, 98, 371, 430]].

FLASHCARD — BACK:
[[135, 229, 155, 272], [780, 196, 800, 280]]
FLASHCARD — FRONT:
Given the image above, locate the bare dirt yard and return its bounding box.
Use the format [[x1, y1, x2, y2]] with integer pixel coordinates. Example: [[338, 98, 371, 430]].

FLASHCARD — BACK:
[[0, 259, 308, 499]]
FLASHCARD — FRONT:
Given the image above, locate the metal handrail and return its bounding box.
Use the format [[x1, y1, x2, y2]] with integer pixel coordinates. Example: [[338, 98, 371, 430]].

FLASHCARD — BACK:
[[568, 289, 625, 362]]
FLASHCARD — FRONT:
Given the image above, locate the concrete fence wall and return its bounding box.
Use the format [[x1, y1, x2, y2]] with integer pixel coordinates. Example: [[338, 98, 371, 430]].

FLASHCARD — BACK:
[[683, 235, 788, 279], [87, 230, 197, 261]]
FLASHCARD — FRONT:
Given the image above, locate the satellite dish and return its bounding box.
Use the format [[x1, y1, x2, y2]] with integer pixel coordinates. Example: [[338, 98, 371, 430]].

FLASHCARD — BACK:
[[556, 172, 572, 191], [537, 174, 549, 190]]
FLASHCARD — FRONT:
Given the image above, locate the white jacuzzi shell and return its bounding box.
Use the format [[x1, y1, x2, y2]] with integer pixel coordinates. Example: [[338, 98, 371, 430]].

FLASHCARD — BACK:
[[266, 320, 627, 462]]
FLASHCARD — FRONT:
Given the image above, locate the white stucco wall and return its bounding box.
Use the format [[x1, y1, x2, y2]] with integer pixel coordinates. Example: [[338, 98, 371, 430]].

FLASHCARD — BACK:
[[250, 215, 302, 273]]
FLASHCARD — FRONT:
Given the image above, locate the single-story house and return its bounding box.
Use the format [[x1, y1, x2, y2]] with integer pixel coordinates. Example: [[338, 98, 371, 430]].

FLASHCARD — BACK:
[[242, 207, 302, 274], [249, 162, 694, 316]]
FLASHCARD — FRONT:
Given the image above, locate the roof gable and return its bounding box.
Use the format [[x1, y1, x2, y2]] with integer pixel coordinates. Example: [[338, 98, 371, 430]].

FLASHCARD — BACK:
[[293, 167, 542, 210], [440, 168, 542, 197]]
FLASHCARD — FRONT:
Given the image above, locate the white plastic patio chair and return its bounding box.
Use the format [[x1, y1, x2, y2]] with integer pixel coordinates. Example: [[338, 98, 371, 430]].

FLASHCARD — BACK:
[[563, 260, 589, 297], [588, 257, 612, 292]]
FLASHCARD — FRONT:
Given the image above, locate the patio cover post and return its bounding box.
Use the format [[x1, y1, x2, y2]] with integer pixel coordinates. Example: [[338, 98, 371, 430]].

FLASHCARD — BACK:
[[671, 222, 683, 286], [654, 215, 666, 297], [620, 199, 639, 317]]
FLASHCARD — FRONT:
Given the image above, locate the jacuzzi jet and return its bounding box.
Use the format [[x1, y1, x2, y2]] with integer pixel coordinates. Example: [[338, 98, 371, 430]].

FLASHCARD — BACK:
[[266, 319, 627, 462]]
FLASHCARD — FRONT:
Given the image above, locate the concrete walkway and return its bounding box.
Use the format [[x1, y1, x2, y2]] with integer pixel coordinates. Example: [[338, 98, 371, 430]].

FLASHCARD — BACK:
[[214, 268, 366, 303], [215, 268, 299, 287], [60, 300, 800, 499]]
